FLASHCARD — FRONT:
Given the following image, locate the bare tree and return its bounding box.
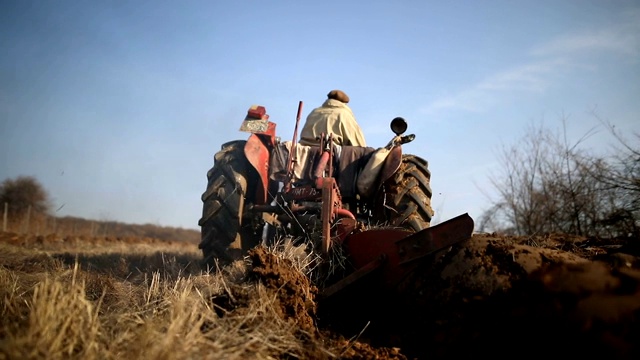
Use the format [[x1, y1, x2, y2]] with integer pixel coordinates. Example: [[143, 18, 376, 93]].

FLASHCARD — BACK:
[[480, 123, 550, 235], [479, 116, 638, 238], [586, 111, 640, 237]]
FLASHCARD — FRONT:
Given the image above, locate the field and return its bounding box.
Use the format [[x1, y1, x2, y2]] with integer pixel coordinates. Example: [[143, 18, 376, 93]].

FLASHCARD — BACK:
[[0, 228, 639, 359]]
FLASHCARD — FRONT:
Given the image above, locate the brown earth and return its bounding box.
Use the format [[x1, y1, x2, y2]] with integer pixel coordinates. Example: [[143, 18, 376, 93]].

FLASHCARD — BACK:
[[212, 232, 640, 359], [2, 231, 639, 359], [336, 233, 640, 359]]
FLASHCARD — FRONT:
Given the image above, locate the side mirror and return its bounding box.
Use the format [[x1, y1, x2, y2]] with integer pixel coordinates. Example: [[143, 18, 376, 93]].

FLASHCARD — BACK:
[[390, 117, 407, 135]]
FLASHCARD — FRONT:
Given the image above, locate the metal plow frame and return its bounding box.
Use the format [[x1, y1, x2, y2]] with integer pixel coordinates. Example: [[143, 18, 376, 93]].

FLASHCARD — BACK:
[[321, 213, 474, 298]]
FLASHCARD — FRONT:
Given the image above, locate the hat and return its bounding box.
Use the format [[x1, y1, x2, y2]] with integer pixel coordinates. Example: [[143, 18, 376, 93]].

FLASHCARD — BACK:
[[327, 89, 350, 103]]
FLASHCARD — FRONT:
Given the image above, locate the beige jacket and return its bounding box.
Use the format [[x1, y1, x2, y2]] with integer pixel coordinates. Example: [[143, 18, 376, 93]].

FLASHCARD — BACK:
[[299, 99, 366, 147]]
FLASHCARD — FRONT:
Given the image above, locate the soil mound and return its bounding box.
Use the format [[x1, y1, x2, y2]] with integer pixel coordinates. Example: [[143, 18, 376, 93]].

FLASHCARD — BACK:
[[250, 234, 640, 359]]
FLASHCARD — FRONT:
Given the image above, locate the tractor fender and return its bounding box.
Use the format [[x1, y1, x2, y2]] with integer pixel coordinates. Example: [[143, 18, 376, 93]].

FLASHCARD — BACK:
[[378, 145, 403, 185], [244, 134, 270, 204], [356, 147, 390, 197], [356, 145, 403, 197]]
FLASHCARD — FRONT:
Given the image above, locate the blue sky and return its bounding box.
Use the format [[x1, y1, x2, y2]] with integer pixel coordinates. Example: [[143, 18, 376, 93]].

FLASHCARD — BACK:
[[1, 1, 638, 230]]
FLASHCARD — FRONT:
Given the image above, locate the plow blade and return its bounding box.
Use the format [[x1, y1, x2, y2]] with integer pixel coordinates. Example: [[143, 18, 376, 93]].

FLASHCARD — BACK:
[[321, 213, 474, 298]]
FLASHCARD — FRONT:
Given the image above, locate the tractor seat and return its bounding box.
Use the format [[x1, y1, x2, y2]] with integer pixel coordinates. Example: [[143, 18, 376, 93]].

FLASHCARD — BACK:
[[270, 141, 376, 198], [269, 141, 324, 184]]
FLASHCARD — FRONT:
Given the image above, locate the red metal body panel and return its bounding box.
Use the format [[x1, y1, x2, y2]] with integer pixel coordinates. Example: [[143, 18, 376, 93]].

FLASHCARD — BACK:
[[342, 213, 474, 291], [241, 114, 276, 205], [244, 133, 272, 205], [263, 122, 277, 145]]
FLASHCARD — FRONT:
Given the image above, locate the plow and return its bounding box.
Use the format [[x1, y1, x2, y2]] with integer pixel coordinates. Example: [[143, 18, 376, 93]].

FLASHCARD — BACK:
[[198, 101, 474, 301]]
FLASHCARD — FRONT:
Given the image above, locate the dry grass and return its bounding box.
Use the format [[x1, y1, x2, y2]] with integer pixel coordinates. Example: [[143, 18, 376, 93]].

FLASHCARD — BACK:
[[2, 215, 200, 244], [0, 234, 349, 359], [263, 236, 322, 276]]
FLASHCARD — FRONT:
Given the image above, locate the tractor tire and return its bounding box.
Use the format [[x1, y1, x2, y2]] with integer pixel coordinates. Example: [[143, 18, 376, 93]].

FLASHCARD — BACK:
[[198, 140, 260, 269], [375, 154, 434, 232]]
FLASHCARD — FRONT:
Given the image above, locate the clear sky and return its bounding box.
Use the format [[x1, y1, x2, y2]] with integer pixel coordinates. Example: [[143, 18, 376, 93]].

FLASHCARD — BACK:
[[1, 1, 638, 230]]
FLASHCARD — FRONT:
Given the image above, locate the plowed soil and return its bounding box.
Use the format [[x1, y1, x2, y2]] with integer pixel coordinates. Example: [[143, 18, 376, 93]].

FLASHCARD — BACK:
[[213, 232, 640, 359], [2, 231, 639, 359]]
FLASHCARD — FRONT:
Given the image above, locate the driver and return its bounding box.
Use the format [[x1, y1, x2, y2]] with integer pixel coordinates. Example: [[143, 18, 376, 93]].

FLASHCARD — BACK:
[[299, 90, 367, 147]]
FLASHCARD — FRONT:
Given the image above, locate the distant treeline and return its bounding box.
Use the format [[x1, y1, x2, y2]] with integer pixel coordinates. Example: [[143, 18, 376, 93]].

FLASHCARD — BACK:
[[57, 216, 201, 244], [3, 213, 200, 244], [0, 176, 201, 243]]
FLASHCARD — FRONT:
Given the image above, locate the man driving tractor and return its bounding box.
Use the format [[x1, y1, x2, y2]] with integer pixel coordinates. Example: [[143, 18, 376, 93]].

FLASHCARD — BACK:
[[299, 89, 367, 147]]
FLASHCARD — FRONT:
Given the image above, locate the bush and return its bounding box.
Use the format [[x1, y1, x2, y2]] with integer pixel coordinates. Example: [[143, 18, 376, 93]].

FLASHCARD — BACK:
[[0, 176, 51, 220], [480, 116, 639, 238]]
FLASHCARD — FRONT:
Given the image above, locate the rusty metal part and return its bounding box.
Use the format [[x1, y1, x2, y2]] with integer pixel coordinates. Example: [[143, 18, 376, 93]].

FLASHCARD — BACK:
[[321, 178, 337, 254], [250, 203, 321, 214], [283, 185, 322, 201], [395, 214, 472, 266], [314, 151, 331, 181], [249, 200, 355, 222], [326, 134, 334, 178], [321, 213, 474, 298], [284, 101, 304, 192], [335, 208, 355, 220]]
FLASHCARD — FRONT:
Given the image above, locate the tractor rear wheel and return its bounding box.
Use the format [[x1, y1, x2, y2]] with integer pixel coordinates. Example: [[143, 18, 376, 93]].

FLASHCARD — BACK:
[[198, 140, 260, 269], [374, 154, 434, 231]]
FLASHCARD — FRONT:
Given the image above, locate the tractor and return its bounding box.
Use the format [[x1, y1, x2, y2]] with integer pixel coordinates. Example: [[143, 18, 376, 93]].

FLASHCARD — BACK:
[[198, 102, 473, 297]]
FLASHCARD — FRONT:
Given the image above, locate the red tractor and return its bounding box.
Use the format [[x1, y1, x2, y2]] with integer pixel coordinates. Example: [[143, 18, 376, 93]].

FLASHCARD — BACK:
[[198, 102, 473, 296]]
